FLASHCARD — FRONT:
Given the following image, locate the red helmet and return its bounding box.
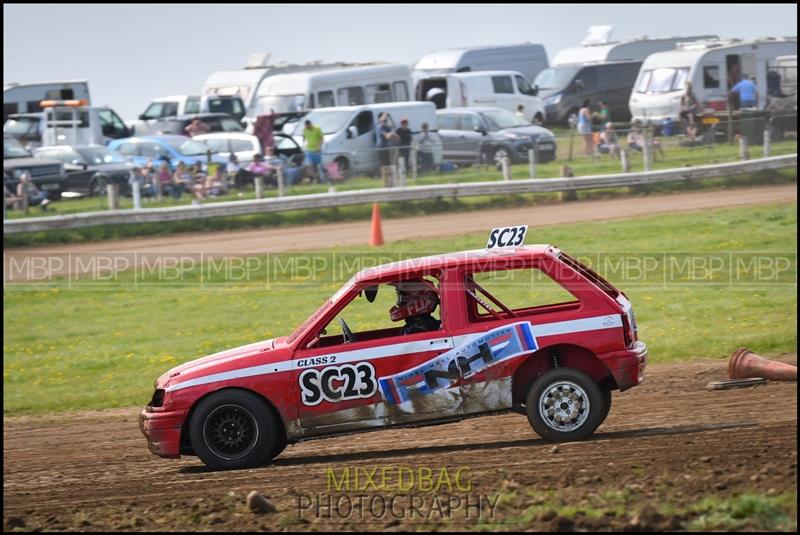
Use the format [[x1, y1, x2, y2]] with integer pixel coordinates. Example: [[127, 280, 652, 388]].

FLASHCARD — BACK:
[[389, 279, 439, 322]]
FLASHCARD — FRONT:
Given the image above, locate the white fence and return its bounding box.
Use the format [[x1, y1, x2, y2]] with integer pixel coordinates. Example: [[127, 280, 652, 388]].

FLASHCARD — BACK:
[[3, 154, 796, 235]]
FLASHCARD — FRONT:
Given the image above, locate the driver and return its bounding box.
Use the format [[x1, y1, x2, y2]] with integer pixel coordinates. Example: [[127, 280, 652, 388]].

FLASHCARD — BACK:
[[389, 279, 441, 335]]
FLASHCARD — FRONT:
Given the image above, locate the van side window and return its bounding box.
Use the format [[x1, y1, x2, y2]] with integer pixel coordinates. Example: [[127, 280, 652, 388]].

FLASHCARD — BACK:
[[185, 98, 201, 114], [366, 83, 392, 104], [350, 111, 374, 136], [437, 113, 459, 130], [703, 66, 720, 89], [577, 67, 598, 90], [393, 81, 409, 101], [492, 76, 514, 94], [318, 91, 335, 108], [338, 87, 364, 106], [515, 75, 536, 96]]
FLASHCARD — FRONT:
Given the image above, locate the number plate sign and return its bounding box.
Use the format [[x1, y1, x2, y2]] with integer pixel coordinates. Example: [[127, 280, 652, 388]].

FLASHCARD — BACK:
[[486, 225, 527, 249]]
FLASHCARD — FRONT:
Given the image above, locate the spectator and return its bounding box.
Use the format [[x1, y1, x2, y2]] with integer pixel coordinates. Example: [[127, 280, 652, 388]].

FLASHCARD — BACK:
[[627, 120, 664, 159], [190, 163, 207, 204], [16, 171, 50, 211], [577, 99, 594, 156], [416, 122, 439, 173], [246, 153, 272, 186], [169, 161, 191, 199], [156, 160, 172, 198], [515, 105, 525, 118], [731, 75, 759, 109], [204, 166, 227, 197], [185, 118, 210, 137], [680, 81, 700, 141], [376, 113, 396, 186], [262, 145, 301, 186], [302, 119, 324, 183], [597, 122, 621, 159], [4, 183, 21, 210], [226, 154, 242, 189], [593, 100, 611, 124], [395, 118, 413, 172]]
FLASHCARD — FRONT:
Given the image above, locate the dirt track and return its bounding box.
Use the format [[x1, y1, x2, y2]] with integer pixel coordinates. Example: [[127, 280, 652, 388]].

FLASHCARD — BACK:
[[4, 357, 797, 531]]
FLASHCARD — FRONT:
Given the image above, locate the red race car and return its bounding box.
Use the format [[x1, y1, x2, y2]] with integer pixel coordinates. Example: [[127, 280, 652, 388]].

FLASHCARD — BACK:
[[141, 232, 646, 469]]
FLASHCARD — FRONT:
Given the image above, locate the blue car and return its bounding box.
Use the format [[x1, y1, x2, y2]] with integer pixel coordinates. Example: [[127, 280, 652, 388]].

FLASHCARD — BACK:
[[108, 135, 228, 170]]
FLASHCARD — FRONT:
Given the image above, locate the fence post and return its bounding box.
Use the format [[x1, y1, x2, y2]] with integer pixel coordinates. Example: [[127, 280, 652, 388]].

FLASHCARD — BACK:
[[132, 180, 141, 210], [501, 157, 511, 181], [277, 167, 285, 197], [763, 128, 771, 158], [21, 184, 29, 215], [739, 135, 749, 161], [559, 165, 578, 202], [528, 148, 537, 178], [620, 149, 630, 173], [254, 176, 264, 199], [411, 148, 418, 181], [107, 183, 120, 210], [643, 130, 653, 172], [567, 123, 576, 162]]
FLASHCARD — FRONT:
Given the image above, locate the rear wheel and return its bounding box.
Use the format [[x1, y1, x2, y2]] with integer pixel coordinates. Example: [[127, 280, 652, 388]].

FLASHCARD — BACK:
[[525, 368, 607, 442], [334, 157, 350, 180], [532, 112, 545, 125], [89, 175, 108, 197], [189, 389, 280, 470]]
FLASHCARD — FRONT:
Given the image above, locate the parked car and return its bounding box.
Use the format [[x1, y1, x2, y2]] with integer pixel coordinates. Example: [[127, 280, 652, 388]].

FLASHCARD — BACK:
[[129, 95, 247, 135], [3, 113, 43, 149], [134, 113, 244, 137], [107, 135, 227, 170], [290, 101, 443, 177], [194, 132, 304, 168], [32, 144, 135, 196], [418, 70, 547, 124], [436, 107, 557, 166], [3, 134, 67, 196], [140, 239, 647, 469]]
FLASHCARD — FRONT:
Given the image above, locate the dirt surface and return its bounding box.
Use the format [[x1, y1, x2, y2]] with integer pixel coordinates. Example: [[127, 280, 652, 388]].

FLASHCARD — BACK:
[[4, 185, 796, 282], [3, 356, 797, 532]]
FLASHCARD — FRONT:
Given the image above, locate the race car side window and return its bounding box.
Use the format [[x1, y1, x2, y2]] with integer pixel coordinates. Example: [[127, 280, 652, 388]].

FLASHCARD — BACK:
[[465, 267, 579, 322]]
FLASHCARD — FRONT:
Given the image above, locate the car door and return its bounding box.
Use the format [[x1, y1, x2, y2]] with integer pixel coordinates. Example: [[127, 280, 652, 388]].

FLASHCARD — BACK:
[[456, 112, 487, 163], [98, 109, 131, 142], [291, 278, 459, 437], [436, 112, 464, 161], [343, 110, 374, 173]]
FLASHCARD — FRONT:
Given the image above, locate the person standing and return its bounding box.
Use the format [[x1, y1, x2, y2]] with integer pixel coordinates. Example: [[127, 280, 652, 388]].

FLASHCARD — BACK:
[[577, 99, 594, 157], [680, 81, 700, 141], [185, 118, 210, 137], [417, 122, 439, 173], [731, 75, 759, 109], [394, 118, 413, 174], [515, 104, 525, 118], [376, 114, 395, 186], [302, 119, 324, 183]]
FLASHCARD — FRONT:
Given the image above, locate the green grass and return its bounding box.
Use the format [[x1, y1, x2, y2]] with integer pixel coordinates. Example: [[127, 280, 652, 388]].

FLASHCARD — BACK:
[[3, 202, 796, 415], [4, 137, 796, 247], [687, 493, 797, 531]]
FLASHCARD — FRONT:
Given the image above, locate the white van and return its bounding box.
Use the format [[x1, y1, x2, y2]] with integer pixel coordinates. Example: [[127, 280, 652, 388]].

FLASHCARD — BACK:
[[130, 94, 246, 135], [413, 43, 549, 85], [39, 101, 132, 147], [4, 80, 90, 121], [201, 55, 368, 119], [420, 71, 546, 124], [290, 102, 442, 177], [629, 37, 798, 122], [253, 64, 413, 116]]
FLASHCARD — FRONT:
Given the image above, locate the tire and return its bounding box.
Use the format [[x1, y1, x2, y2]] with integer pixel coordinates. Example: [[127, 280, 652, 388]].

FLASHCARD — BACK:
[[334, 157, 350, 180], [564, 108, 579, 128], [189, 389, 280, 470], [89, 175, 108, 197], [525, 368, 607, 442], [601, 388, 612, 422], [532, 113, 545, 126]]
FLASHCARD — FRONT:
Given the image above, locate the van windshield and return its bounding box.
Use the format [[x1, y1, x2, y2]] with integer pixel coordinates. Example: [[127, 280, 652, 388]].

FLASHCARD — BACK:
[[636, 67, 689, 93], [534, 66, 580, 90], [291, 110, 352, 135]]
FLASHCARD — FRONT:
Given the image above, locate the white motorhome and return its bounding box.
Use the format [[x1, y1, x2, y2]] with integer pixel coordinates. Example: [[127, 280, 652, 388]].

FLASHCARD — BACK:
[[290, 101, 442, 177], [4, 80, 90, 121], [629, 37, 798, 122], [39, 101, 132, 147], [422, 71, 546, 124], [253, 64, 413, 115], [201, 54, 368, 119], [413, 43, 549, 85]]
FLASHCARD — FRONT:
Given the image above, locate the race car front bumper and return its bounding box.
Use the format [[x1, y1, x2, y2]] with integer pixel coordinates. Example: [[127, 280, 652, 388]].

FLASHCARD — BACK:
[[602, 341, 648, 391], [139, 408, 185, 458]]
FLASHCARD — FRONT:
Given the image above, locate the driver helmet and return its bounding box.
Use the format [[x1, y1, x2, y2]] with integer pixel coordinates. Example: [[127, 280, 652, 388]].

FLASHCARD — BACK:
[[389, 278, 439, 322]]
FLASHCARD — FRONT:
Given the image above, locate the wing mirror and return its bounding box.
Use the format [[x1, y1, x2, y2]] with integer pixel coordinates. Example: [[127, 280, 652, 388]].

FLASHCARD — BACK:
[[474, 126, 487, 135], [363, 285, 378, 303], [347, 125, 357, 139], [532, 84, 540, 97]]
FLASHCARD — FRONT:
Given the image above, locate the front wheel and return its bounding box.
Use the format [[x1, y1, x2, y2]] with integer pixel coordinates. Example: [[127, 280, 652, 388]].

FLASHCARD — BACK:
[[525, 368, 607, 442], [189, 389, 281, 470], [532, 112, 545, 125], [89, 175, 108, 197]]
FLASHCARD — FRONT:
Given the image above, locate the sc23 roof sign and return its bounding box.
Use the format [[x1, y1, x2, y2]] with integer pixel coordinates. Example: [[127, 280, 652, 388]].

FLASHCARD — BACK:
[[486, 226, 528, 249]]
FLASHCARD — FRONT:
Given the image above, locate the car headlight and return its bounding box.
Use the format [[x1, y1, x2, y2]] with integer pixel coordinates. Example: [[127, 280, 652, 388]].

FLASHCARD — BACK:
[[545, 93, 562, 105], [504, 132, 528, 140]]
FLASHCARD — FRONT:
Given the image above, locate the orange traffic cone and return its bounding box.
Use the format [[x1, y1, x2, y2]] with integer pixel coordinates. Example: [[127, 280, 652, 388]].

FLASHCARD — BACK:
[[369, 203, 384, 247], [728, 348, 797, 381]]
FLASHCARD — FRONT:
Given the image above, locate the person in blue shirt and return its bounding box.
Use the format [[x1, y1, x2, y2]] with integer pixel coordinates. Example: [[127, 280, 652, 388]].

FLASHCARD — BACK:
[[731, 76, 759, 109]]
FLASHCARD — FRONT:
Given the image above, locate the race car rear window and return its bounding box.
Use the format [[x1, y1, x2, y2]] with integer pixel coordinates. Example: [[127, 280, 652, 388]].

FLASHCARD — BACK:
[[558, 252, 620, 299]]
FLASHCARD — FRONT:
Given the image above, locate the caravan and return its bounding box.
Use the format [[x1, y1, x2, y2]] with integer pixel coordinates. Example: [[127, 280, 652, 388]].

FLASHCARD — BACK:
[[4, 80, 90, 121], [413, 43, 549, 85], [629, 37, 798, 123], [253, 64, 413, 115], [534, 28, 716, 124]]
